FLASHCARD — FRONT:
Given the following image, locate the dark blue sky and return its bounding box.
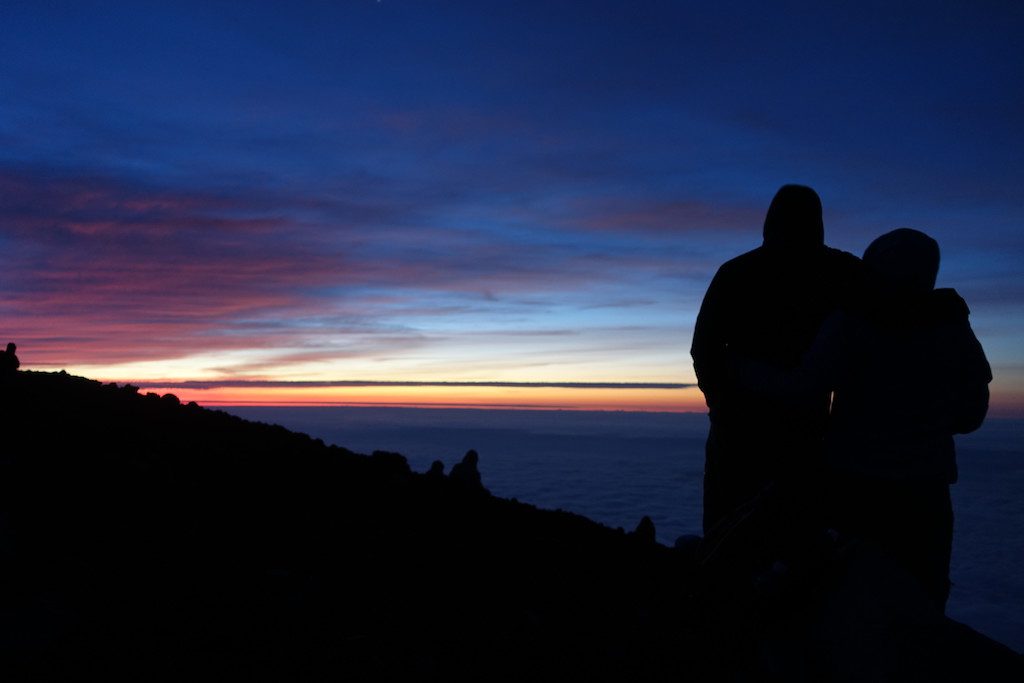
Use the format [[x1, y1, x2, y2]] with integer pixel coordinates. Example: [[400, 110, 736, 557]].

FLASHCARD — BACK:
[[1, 1, 1021, 411]]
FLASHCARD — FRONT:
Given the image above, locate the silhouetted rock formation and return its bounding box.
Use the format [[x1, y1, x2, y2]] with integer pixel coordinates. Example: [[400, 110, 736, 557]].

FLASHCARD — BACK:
[[0, 341, 18, 377], [0, 370, 1019, 681], [632, 515, 657, 545], [449, 448, 488, 493]]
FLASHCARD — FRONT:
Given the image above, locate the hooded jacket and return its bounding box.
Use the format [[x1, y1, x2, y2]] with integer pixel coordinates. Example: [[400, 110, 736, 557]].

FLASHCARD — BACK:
[[822, 229, 991, 482], [690, 185, 861, 434]]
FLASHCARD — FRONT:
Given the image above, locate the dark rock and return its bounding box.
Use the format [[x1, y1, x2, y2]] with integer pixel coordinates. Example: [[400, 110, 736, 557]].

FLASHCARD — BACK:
[[370, 449, 412, 481], [0, 341, 19, 376], [674, 534, 702, 558], [448, 449, 487, 493], [632, 515, 657, 544]]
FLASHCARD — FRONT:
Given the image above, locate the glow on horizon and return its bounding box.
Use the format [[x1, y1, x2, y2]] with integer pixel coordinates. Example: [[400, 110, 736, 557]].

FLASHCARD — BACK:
[[30, 355, 1024, 417], [46, 349, 701, 412], [132, 383, 707, 412], [95, 382, 1024, 418], [26, 348, 1023, 416]]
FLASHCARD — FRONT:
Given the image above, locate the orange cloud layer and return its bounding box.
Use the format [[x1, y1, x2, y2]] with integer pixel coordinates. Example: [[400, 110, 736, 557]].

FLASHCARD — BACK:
[[138, 384, 708, 412], [133, 382, 1024, 419]]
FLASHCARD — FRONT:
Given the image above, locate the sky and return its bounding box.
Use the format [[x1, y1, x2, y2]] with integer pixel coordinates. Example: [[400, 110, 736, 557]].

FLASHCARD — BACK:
[[1, 1, 1021, 413]]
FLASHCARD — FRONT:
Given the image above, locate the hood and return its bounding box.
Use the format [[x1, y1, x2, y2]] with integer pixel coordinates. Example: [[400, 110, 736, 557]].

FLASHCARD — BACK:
[[762, 184, 825, 251], [863, 227, 940, 293]]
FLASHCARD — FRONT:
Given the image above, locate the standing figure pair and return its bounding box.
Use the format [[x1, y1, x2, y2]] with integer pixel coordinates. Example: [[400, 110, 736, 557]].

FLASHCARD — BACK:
[[691, 185, 991, 611]]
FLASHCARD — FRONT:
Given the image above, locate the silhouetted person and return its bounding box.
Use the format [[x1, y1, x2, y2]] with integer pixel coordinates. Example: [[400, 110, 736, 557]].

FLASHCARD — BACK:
[[0, 342, 19, 377], [821, 229, 989, 611], [732, 228, 991, 611], [691, 185, 861, 534]]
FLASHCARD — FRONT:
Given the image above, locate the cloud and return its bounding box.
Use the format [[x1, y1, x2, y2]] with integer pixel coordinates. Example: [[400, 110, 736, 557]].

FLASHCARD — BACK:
[[559, 196, 765, 236], [0, 167, 381, 363], [0, 164, 705, 373], [130, 379, 694, 390]]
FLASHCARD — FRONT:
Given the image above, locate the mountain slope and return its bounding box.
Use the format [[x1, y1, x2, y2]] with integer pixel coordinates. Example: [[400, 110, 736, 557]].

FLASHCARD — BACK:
[[1, 370, 1019, 681]]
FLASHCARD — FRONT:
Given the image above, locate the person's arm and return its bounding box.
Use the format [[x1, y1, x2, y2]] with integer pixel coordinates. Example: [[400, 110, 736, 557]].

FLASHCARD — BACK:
[[727, 312, 846, 408], [951, 318, 992, 434], [929, 289, 992, 435], [690, 267, 731, 412]]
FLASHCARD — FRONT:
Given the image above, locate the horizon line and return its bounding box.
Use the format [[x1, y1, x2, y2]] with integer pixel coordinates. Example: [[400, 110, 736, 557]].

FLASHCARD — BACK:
[[130, 379, 695, 390]]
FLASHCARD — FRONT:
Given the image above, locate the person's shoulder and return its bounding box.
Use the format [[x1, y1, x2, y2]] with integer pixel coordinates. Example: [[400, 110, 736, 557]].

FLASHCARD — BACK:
[[930, 288, 970, 319], [821, 246, 863, 289], [716, 247, 765, 274], [823, 244, 858, 258], [822, 245, 861, 267]]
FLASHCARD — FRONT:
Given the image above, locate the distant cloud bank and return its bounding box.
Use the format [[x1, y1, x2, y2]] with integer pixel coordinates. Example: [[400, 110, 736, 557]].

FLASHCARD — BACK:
[[135, 380, 695, 391]]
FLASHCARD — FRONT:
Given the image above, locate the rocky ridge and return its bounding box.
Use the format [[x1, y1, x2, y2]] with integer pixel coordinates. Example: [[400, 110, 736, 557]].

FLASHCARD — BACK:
[[0, 370, 1019, 681]]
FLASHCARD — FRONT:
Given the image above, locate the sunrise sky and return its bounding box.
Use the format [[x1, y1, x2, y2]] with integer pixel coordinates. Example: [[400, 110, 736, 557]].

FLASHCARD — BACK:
[[2, 2, 1021, 413]]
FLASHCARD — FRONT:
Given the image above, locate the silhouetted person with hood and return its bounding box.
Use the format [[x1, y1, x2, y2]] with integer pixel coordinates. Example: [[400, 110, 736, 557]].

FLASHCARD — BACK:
[[731, 228, 991, 611], [691, 185, 861, 534], [818, 229, 989, 611]]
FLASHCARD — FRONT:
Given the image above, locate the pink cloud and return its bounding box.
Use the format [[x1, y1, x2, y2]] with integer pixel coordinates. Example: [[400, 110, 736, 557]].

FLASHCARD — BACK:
[[564, 196, 764, 234], [1, 165, 710, 372]]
